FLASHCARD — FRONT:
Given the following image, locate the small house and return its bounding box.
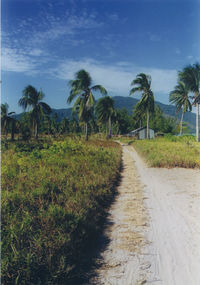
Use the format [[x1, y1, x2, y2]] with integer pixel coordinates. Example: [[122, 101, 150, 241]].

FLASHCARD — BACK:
[[127, 127, 155, 139]]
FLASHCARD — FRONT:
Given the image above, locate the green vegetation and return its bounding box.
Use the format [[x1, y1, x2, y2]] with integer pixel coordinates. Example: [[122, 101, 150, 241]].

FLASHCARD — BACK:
[[18, 85, 51, 139], [95, 96, 115, 138], [2, 137, 121, 284], [123, 136, 200, 168], [1, 103, 17, 141], [169, 81, 192, 136], [178, 63, 200, 141], [67, 69, 107, 141], [2, 64, 200, 284], [130, 73, 154, 139], [2, 64, 200, 140]]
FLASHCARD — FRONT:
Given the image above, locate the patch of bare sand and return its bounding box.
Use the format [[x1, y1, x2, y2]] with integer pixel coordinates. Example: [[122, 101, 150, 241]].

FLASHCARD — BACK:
[[90, 144, 200, 285], [129, 145, 200, 285], [90, 145, 150, 285]]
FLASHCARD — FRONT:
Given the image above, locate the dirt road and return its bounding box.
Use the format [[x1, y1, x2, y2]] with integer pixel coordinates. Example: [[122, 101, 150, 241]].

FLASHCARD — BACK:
[[91, 144, 200, 285]]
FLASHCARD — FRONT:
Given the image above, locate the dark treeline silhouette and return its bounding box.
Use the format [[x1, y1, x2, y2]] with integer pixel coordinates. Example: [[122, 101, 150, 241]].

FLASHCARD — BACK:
[[2, 63, 200, 141]]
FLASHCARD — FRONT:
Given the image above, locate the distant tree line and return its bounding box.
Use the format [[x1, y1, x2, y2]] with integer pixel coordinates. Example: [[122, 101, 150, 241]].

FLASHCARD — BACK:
[[1, 63, 200, 141]]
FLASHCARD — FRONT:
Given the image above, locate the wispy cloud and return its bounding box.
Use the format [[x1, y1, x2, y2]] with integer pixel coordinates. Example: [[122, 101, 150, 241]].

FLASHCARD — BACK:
[[148, 33, 161, 42], [2, 7, 104, 73], [175, 48, 181, 55], [2, 48, 37, 73], [49, 58, 178, 98], [30, 11, 103, 44], [107, 13, 119, 21]]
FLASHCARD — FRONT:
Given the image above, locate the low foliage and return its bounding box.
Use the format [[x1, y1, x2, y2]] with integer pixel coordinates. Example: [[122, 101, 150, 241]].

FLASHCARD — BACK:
[[122, 135, 200, 168], [2, 137, 121, 284]]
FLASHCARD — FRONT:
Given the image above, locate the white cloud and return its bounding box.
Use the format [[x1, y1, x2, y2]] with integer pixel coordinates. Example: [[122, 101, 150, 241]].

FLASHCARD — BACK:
[[175, 48, 181, 55], [29, 49, 44, 56], [29, 11, 103, 45], [108, 13, 119, 21], [148, 33, 161, 42], [2, 48, 37, 73], [50, 58, 178, 98]]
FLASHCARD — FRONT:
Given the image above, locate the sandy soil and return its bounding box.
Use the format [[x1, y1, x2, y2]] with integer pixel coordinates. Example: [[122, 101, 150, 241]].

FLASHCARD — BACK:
[[90, 144, 200, 285]]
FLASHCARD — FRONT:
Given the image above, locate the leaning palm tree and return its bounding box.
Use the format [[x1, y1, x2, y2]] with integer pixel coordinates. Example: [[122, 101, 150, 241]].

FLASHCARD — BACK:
[[130, 73, 154, 139], [95, 96, 115, 138], [67, 69, 107, 141], [169, 81, 192, 135], [18, 85, 51, 139], [179, 63, 200, 141], [1, 103, 16, 140]]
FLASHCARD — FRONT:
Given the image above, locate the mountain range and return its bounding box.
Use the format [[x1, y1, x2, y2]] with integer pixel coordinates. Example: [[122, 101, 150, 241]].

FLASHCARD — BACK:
[[15, 96, 196, 132]]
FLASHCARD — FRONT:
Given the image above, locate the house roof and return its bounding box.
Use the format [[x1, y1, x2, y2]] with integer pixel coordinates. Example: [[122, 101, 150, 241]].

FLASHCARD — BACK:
[[129, 127, 154, 134]]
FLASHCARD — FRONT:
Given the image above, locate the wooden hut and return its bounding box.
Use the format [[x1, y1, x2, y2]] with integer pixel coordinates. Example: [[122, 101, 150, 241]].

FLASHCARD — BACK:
[[127, 127, 155, 139]]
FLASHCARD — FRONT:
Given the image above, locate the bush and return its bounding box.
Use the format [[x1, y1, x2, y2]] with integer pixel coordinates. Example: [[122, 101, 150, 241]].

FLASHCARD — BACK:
[[2, 137, 121, 284], [132, 137, 200, 168]]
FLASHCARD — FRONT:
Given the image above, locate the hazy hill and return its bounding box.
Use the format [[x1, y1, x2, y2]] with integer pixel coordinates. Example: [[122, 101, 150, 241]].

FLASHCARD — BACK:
[[113, 96, 196, 131], [14, 96, 196, 131]]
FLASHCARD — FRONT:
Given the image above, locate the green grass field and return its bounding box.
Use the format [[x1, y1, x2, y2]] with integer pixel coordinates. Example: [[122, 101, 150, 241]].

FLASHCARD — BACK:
[[121, 135, 200, 168], [2, 137, 121, 284]]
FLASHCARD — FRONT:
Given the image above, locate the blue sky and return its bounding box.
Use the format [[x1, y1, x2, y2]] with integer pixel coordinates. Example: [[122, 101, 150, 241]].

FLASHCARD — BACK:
[[2, 0, 200, 113]]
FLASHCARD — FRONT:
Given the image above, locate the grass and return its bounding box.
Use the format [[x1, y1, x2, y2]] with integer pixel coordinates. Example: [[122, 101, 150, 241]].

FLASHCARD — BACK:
[[2, 137, 121, 284], [120, 135, 200, 168]]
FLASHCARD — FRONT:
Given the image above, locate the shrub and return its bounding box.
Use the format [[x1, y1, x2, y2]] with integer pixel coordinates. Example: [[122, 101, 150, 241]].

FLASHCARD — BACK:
[[2, 137, 121, 284]]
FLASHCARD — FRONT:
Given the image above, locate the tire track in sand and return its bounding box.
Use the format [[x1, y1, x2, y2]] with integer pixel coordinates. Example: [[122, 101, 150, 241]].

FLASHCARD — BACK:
[[90, 145, 150, 285]]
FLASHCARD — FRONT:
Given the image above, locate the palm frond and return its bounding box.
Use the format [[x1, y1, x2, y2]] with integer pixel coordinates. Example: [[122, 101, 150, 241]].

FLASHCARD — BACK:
[[38, 90, 45, 101], [170, 80, 192, 114], [8, 111, 16, 116], [86, 91, 95, 109], [76, 69, 92, 89], [130, 86, 143, 95], [67, 89, 83, 103], [39, 102, 51, 114], [179, 64, 200, 93], [72, 96, 82, 114], [1, 103, 9, 117], [91, 85, 107, 95], [23, 85, 38, 99]]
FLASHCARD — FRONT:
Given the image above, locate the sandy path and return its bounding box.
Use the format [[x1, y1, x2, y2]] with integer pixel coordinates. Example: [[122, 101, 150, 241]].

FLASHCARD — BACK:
[[90, 144, 200, 285], [130, 146, 200, 285], [90, 144, 150, 285]]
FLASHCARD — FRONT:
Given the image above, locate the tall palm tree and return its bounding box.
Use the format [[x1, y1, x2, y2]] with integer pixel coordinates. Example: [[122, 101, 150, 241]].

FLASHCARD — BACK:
[[1, 103, 16, 140], [67, 69, 107, 141], [169, 81, 192, 136], [179, 63, 200, 141], [95, 96, 115, 138], [18, 85, 51, 139], [59, 117, 69, 134], [130, 73, 154, 139]]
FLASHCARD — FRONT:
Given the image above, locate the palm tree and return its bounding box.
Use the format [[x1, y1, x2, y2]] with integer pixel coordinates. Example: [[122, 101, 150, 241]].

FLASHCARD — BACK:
[[95, 96, 115, 138], [130, 73, 154, 139], [59, 117, 69, 134], [18, 85, 51, 139], [179, 63, 200, 141], [67, 69, 107, 140], [1, 103, 16, 140], [169, 81, 192, 135]]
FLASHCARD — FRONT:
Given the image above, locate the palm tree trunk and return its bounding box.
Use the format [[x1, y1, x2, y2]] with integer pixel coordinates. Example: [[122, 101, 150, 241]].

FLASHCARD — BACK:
[[11, 121, 15, 141], [179, 110, 184, 136], [85, 122, 88, 141], [108, 116, 112, 138], [4, 121, 8, 140], [35, 122, 38, 139], [196, 102, 199, 142], [106, 122, 109, 139], [146, 109, 149, 139]]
